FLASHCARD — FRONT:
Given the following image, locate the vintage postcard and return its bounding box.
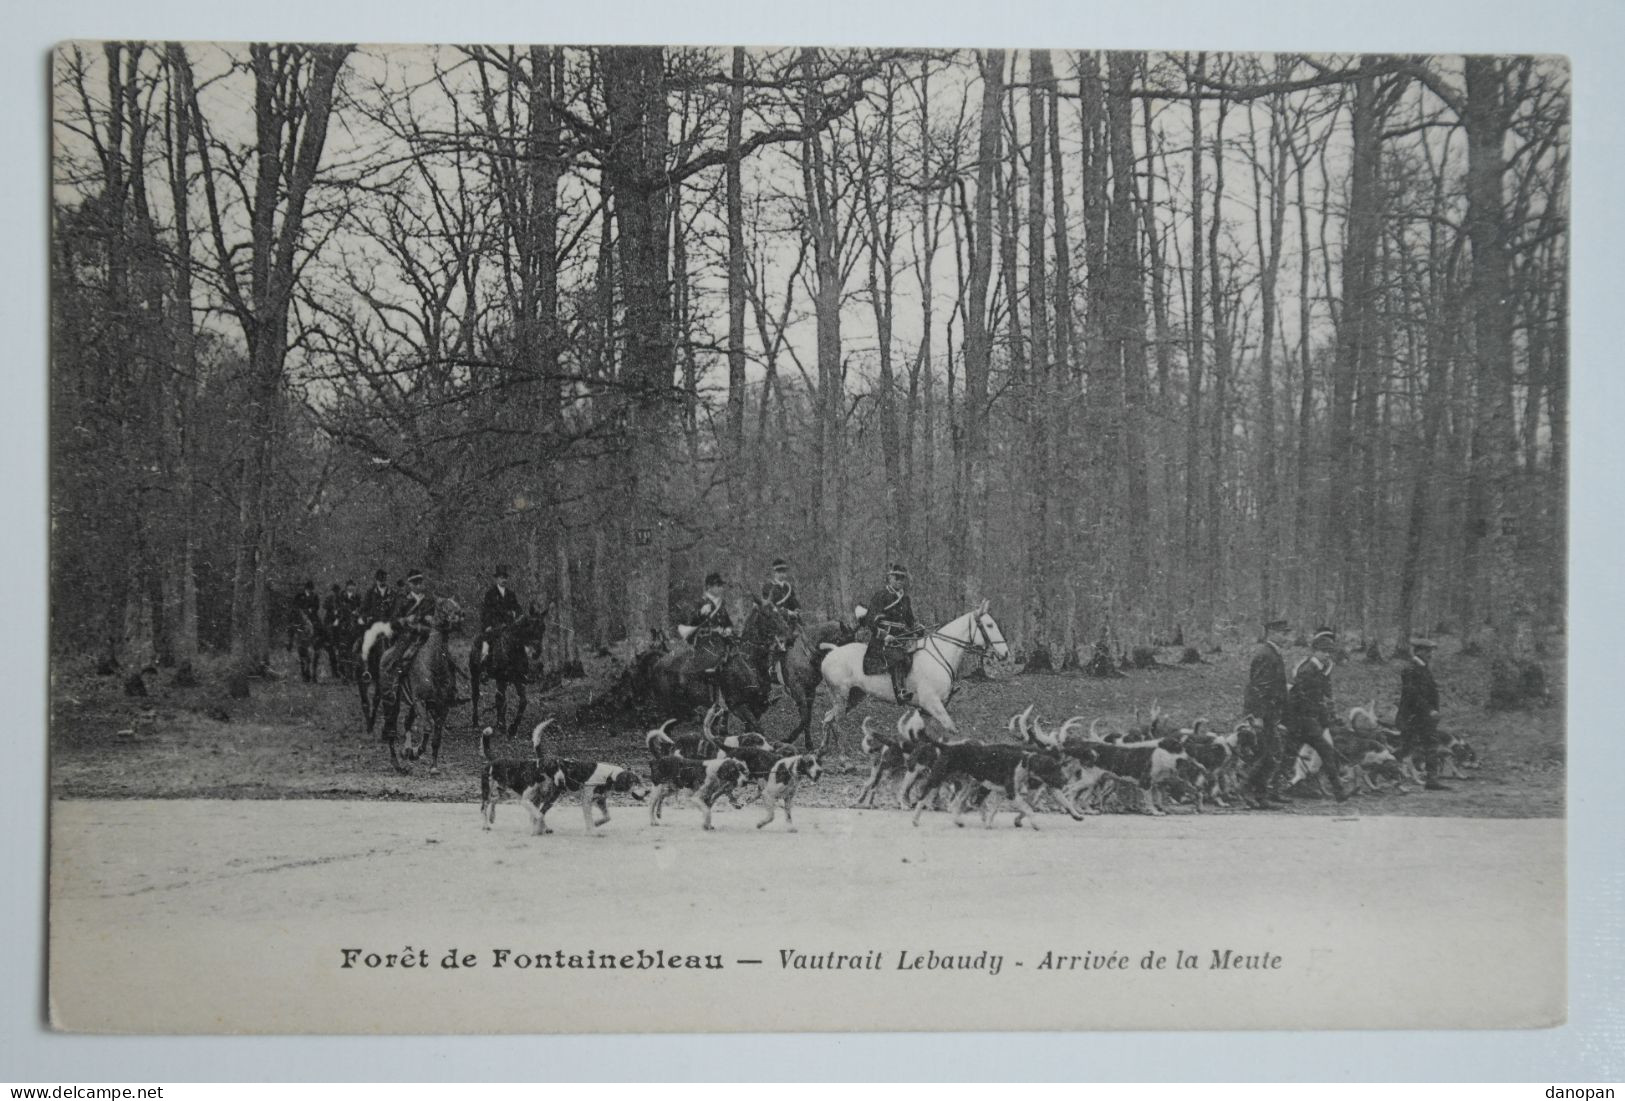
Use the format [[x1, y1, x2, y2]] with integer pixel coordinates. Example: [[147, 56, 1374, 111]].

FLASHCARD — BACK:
[[47, 43, 1566, 1033]]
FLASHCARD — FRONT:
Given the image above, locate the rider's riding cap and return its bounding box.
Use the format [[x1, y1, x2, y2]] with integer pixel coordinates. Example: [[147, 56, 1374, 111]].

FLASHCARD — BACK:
[[888, 563, 909, 580], [406, 570, 425, 586], [771, 558, 789, 571], [1310, 628, 1337, 651], [1266, 618, 1290, 633], [705, 572, 728, 589], [1410, 637, 1438, 652]]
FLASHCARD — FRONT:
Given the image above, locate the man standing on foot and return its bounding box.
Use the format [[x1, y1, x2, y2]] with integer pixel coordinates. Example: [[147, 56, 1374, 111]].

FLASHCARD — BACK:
[[1281, 629, 1350, 803], [1398, 638, 1448, 791], [1242, 618, 1292, 808]]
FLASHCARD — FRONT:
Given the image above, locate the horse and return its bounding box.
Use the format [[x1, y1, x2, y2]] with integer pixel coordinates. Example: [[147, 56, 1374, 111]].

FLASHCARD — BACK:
[[818, 599, 1009, 750], [469, 602, 549, 741], [356, 619, 396, 732], [292, 611, 321, 683], [377, 596, 466, 773], [782, 620, 857, 747], [646, 599, 795, 729], [324, 614, 362, 684]]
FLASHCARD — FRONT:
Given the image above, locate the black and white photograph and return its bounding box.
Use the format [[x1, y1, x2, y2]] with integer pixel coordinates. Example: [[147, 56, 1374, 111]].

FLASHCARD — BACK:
[[46, 40, 1568, 1034]]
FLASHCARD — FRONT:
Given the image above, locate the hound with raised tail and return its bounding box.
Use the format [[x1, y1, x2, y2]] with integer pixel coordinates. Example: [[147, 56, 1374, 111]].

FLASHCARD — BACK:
[[757, 754, 824, 831], [478, 725, 552, 835]]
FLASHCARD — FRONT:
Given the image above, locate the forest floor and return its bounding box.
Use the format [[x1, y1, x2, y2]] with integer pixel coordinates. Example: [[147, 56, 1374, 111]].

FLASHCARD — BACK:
[[50, 634, 1565, 818]]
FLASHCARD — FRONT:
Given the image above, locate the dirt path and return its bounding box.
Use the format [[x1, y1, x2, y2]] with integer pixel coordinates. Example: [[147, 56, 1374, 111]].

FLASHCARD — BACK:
[[50, 799, 1564, 1034]]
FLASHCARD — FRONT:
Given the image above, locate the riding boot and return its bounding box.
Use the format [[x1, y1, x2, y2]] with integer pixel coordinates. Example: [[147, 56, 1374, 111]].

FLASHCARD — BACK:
[[890, 667, 913, 704]]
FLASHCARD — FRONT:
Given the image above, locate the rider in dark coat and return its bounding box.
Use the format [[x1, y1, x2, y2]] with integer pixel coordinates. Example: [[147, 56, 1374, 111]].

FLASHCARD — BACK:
[[1397, 638, 1447, 790], [338, 579, 363, 626], [360, 570, 393, 626], [481, 565, 524, 634], [760, 559, 800, 617], [292, 580, 321, 625], [678, 573, 735, 674], [380, 570, 433, 690], [1280, 629, 1348, 802], [1242, 618, 1292, 808], [290, 580, 321, 650], [856, 563, 918, 704]]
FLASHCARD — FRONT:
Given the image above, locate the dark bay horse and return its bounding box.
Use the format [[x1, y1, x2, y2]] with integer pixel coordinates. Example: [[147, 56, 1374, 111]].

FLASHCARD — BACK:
[[292, 611, 321, 683], [647, 599, 795, 728], [783, 619, 857, 747], [377, 597, 466, 772], [469, 602, 548, 741]]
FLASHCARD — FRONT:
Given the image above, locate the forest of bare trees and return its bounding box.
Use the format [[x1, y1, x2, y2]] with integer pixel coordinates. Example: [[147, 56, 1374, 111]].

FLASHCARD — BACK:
[[50, 44, 1569, 678]]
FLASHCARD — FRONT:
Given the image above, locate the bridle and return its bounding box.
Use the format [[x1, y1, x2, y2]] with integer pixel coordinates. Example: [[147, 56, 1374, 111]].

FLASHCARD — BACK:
[[910, 610, 1002, 684]]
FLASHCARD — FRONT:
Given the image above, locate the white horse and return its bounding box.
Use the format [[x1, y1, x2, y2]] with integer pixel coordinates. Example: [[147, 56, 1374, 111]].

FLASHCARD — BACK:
[[818, 599, 1009, 744]]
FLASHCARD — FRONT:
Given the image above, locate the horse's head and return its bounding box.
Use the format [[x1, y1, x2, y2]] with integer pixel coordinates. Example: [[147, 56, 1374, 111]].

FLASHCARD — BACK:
[[971, 599, 1010, 660], [746, 598, 796, 653], [432, 596, 465, 632]]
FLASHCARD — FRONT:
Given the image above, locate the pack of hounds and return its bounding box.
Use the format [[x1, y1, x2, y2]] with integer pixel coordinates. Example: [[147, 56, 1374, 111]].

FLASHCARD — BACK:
[[479, 699, 1479, 837]]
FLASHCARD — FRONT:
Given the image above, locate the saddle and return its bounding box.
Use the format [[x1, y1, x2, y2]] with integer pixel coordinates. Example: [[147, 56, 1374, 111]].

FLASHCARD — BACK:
[[863, 635, 912, 676]]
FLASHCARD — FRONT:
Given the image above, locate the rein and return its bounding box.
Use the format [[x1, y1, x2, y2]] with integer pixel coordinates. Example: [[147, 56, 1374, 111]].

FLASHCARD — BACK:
[[915, 613, 1001, 685]]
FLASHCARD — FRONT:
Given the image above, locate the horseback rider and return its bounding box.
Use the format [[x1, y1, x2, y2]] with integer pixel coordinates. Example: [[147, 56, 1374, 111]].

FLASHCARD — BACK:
[[360, 569, 392, 627], [760, 558, 800, 618], [338, 578, 362, 626], [290, 580, 321, 649], [480, 565, 524, 635], [856, 563, 918, 705], [379, 570, 434, 694], [322, 584, 344, 633], [677, 572, 735, 678]]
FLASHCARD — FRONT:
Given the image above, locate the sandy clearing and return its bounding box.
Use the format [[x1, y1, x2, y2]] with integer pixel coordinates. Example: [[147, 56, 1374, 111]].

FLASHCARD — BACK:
[[49, 799, 1564, 1034]]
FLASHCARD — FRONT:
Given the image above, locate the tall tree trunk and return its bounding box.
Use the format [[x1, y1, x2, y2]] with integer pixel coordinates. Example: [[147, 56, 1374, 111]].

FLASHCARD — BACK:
[[1108, 53, 1151, 615], [1184, 52, 1206, 625], [1024, 50, 1054, 648], [601, 46, 673, 641], [725, 47, 747, 505], [1462, 57, 1524, 658], [958, 49, 1004, 605]]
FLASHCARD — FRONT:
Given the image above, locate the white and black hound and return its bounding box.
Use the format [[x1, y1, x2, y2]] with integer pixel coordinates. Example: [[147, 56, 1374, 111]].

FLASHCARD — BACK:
[[756, 754, 823, 831], [647, 754, 749, 830], [478, 726, 553, 835], [538, 758, 650, 834]]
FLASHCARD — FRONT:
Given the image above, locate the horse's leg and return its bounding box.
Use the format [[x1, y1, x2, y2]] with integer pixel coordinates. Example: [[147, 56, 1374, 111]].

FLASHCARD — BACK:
[[918, 693, 957, 738], [429, 704, 446, 772], [469, 651, 482, 729], [494, 678, 508, 739], [508, 682, 528, 742]]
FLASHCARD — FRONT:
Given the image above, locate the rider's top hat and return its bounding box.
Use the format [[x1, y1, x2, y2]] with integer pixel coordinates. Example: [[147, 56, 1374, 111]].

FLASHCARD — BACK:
[[406, 570, 425, 585], [374, 568, 387, 582], [1311, 628, 1338, 651], [705, 572, 728, 588], [345, 579, 356, 587], [304, 580, 315, 589], [771, 558, 789, 571], [495, 565, 509, 578]]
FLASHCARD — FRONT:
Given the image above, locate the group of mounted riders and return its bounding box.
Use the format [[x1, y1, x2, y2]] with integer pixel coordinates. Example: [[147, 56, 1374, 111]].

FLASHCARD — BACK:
[[287, 550, 948, 769], [681, 559, 922, 703]]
